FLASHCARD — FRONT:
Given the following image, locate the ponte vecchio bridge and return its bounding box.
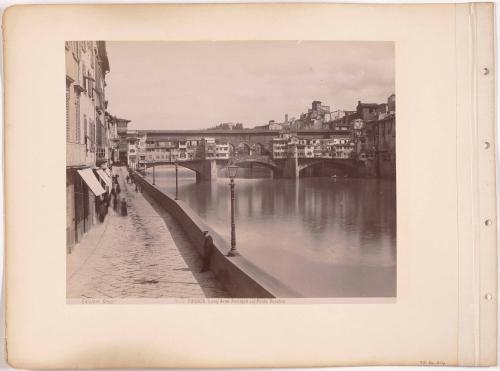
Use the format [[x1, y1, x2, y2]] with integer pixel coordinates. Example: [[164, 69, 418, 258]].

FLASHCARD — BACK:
[[134, 129, 358, 181]]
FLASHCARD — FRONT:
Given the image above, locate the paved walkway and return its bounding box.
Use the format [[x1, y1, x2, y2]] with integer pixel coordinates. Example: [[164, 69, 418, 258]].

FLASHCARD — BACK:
[[67, 167, 229, 299]]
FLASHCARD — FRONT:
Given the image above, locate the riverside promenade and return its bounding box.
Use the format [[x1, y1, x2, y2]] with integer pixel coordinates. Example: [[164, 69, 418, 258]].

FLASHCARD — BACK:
[[67, 167, 229, 299]]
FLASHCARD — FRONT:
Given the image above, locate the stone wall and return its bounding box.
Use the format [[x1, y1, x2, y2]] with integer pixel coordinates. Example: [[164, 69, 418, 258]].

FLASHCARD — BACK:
[[133, 173, 299, 298]]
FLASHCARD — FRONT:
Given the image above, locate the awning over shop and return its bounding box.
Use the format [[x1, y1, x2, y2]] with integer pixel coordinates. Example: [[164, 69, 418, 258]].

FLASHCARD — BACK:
[[77, 168, 105, 196], [104, 168, 112, 178], [96, 169, 113, 189]]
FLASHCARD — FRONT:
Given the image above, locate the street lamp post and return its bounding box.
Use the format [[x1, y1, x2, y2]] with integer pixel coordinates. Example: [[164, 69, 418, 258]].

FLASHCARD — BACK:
[[175, 160, 179, 200], [227, 164, 239, 257], [152, 159, 156, 185]]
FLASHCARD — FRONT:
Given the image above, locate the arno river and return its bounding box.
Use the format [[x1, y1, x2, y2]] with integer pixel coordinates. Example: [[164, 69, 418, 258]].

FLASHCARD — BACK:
[[145, 166, 396, 298]]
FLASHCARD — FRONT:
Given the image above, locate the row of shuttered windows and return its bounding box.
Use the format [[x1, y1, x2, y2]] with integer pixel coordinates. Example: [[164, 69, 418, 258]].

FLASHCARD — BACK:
[[67, 83, 101, 153], [65, 83, 81, 144]]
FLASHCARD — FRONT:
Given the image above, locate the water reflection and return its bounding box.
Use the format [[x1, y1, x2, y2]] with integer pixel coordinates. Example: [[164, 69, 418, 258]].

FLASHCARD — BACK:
[[146, 165, 396, 297]]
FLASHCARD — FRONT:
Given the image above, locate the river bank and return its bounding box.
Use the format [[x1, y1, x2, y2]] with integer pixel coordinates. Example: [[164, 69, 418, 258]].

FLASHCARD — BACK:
[[144, 166, 397, 297]]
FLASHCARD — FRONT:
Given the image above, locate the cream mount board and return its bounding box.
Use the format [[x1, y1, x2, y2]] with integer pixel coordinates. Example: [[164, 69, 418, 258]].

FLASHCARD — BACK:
[[2, 3, 498, 368]]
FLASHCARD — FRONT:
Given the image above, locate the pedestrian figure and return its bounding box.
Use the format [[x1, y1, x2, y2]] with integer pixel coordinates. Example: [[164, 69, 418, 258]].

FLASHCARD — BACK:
[[200, 231, 215, 273], [113, 195, 118, 211], [116, 183, 121, 195], [135, 183, 138, 193], [120, 198, 128, 216], [98, 198, 107, 223], [126, 175, 130, 184], [103, 195, 110, 216]]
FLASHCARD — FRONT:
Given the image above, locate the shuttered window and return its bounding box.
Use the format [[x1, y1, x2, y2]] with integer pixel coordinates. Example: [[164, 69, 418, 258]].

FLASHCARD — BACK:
[[81, 62, 86, 92], [66, 83, 70, 141], [84, 115, 88, 150], [91, 121, 96, 152], [75, 93, 80, 143]]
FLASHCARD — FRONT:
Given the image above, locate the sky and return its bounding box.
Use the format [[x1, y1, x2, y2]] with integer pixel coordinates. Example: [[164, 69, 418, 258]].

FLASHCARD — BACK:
[[105, 41, 394, 130]]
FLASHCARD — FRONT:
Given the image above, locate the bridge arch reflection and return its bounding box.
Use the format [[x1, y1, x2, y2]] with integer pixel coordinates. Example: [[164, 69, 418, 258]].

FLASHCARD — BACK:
[[298, 159, 356, 177]]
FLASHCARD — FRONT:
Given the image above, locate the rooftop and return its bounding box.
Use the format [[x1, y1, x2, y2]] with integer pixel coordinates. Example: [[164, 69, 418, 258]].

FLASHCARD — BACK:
[[357, 102, 380, 108]]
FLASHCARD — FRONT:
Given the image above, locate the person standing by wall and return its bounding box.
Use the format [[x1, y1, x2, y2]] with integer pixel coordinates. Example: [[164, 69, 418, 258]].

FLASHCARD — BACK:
[[200, 231, 215, 273]]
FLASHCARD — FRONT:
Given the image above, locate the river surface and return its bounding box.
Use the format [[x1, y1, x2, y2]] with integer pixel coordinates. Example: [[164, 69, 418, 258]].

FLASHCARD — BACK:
[[145, 167, 396, 297]]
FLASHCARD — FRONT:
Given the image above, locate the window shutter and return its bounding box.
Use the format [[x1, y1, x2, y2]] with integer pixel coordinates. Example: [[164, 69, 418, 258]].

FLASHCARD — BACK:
[[84, 115, 88, 150], [66, 84, 70, 141], [75, 94, 80, 143]]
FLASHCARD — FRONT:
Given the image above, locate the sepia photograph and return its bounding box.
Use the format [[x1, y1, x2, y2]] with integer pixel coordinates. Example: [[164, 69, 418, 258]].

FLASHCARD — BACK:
[[65, 41, 396, 301], [7, 3, 498, 367]]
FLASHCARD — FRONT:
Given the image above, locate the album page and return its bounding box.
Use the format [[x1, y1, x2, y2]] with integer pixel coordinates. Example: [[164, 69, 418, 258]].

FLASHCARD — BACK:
[[3, 2, 497, 368]]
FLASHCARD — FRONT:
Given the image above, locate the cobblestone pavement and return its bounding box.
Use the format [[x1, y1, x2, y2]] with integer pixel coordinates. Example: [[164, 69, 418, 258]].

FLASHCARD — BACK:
[[67, 167, 229, 299]]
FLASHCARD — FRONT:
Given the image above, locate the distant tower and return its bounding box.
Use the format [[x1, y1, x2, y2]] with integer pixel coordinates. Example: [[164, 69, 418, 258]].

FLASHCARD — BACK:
[[312, 100, 322, 111], [285, 113, 288, 124], [387, 94, 396, 113]]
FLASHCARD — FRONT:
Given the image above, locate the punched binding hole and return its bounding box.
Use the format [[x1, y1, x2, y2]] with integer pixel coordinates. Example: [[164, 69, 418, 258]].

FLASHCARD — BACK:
[[482, 67, 490, 75], [484, 141, 490, 149], [484, 219, 493, 226], [485, 293, 493, 300]]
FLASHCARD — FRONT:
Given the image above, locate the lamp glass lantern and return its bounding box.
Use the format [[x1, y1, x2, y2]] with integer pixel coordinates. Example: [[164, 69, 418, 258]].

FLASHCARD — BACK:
[[227, 164, 238, 179]]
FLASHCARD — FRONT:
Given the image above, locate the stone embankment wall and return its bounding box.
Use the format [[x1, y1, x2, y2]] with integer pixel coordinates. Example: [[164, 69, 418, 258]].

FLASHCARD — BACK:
[[133, 173, 299, 298]]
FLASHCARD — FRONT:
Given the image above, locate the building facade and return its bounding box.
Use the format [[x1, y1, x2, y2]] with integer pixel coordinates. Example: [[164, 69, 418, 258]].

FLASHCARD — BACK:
[[363, 114, 396, 178], [356, 95, 396, 178], [106, 113, 120, 163], [123, 132, 232, 164], [66, 41, 110, 252], [112, 117, 132, 164]]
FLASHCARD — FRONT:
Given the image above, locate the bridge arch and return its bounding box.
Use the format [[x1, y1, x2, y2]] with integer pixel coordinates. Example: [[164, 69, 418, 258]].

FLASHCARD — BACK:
[[252, 143, 268, 156], [143, 160, 202, 177], [233, 159, 283, 177], [237, 142, 251, 156], [143, 160, 219, 182], [177, 162, 202, 175]]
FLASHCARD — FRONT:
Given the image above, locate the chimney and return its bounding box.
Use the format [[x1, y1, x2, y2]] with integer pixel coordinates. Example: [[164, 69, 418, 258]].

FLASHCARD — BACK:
[[285, 113, 288, 123]]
